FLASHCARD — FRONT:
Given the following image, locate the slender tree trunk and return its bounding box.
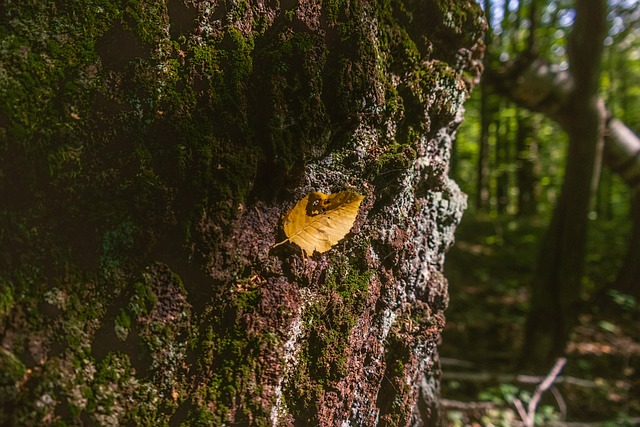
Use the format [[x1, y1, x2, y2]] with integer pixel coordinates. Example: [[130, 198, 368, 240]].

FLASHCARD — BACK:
[[522, 0, 608, 370], [523, 98, 606, 368], [484, 0, 640, 370], [596, 169, 613, 220]]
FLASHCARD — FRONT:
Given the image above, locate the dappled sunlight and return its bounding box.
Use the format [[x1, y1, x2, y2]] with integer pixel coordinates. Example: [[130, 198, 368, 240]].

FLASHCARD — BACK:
[[452, 240, 495, 256], [568, 321, 640, 357]]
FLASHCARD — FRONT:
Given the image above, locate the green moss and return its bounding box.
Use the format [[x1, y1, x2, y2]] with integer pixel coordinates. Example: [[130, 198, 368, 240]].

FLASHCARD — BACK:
[[124, 382, 164, 426], [378, 329, 412, 427], [372, 0, 470, 148], [122, 0, 168, 45], [84, 352, 170, 425], [0, 348, 27, 411], [210, 28, 254, 127], [99, 219, 139, 280], [326, 255, 373, 308], [0, 1, 116, 147], [114, 309, 132, 341], [0, 284, 14, 318], [285, 256, 373, 422], [251, 29, 329, 187], [144, 26, 260, 232], [187, 281, 278, 424], [129, 281, 158, 317], [377, 141, 417, 170]]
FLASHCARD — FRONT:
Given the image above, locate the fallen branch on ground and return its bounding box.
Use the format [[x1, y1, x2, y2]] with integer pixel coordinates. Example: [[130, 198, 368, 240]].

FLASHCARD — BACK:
[[442, 369, 597, 388], [514, 357, 567, 427], [440, 399, 497, 411]]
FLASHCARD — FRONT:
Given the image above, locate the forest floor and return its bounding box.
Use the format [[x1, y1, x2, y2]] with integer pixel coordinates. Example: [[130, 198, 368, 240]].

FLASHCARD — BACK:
[[440, 213, 640, 427]]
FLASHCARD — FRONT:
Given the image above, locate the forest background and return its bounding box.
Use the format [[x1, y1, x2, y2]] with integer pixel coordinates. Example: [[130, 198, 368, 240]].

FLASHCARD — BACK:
[[440, 0, 640, 426]]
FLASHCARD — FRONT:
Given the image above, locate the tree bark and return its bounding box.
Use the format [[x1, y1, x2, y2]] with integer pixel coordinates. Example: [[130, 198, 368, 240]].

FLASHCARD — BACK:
[[0, 1, 485, 425]]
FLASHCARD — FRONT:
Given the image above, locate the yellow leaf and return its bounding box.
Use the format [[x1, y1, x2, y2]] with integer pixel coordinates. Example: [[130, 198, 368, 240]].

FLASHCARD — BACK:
[[276, 191, 364, 256]]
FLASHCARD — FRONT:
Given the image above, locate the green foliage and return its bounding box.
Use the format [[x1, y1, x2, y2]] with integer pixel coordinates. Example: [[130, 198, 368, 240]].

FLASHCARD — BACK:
[[454, 92, 576, 216], [456, 0, 640, 219], [476, 382, 562, 425], [477, 383, 519, 404], [607, 290, 638, 314], [450, 10, 639, 424]]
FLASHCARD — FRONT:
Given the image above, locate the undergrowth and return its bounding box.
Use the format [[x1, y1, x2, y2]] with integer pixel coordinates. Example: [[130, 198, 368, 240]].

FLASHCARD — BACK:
[[441, 212, 639, 426]]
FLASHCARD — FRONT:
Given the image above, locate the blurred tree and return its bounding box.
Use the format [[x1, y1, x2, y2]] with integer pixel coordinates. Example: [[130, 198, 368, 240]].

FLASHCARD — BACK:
[[524, 0, 608, 370], [485, 0, 640, 368]]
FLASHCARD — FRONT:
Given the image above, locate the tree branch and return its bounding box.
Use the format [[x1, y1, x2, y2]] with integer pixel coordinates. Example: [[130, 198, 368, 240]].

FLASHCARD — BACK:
[[515, 358, 567, 427], [485, 57, 640, 192], [606, 118, 640, 190], [441, 370, 598, 388]]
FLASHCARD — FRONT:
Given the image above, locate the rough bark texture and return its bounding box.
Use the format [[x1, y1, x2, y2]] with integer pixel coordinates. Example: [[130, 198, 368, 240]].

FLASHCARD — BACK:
[[0, 1, 485, 425]]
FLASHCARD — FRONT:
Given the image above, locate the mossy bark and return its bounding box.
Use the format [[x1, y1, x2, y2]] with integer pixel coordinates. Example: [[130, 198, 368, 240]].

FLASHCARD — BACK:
[[0, 1, 484, 425]]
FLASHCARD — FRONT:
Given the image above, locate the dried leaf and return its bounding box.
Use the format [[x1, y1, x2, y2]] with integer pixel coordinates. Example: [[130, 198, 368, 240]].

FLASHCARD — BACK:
[[276, 191, 364, 256]]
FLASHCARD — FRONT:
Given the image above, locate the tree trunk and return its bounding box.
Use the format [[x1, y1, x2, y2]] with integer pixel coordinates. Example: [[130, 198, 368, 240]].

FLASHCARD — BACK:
[[523, 97, 606, 369], [484, 1, 640, 371], [487, 54, 640, 361], [0, 1, 485, 426], [608, 118, 640, 299], [521, 0, 608, 370]]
